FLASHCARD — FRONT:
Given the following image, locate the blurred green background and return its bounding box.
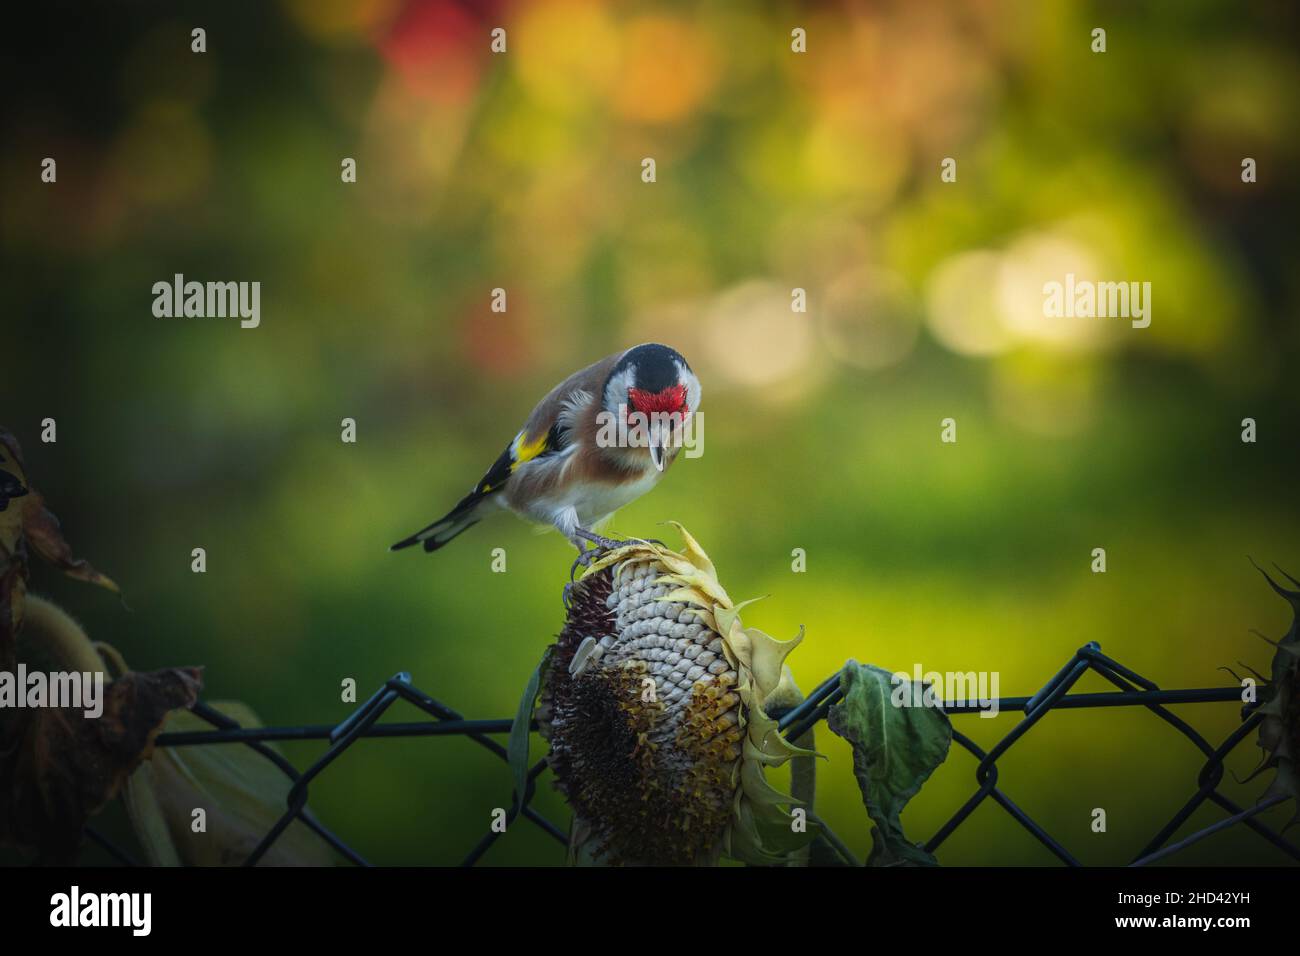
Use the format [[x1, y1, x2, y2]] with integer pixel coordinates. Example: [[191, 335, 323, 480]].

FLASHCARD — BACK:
[[3, 0, 1299, 866]]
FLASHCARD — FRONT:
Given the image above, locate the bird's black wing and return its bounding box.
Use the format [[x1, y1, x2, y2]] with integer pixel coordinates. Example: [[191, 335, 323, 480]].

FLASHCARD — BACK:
[[473, 420, 567, 496], [389, 421, 568, 553]]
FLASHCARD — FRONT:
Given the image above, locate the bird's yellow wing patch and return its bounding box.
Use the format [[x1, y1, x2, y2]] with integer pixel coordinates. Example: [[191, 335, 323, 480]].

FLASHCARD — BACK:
[[473, 424, 563, 496], [510, 428, 552, 472]]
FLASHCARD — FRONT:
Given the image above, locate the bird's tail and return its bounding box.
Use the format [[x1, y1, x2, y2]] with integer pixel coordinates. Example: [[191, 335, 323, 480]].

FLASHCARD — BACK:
[[390, 493, 484, 553]]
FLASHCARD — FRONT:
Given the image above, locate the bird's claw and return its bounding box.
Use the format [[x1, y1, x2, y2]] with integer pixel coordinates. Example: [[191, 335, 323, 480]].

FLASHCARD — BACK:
[[572, 528, 628, 552], [573, 528, 670, 551], [565, 530, 665, 609], [569, 547, 603, 581]]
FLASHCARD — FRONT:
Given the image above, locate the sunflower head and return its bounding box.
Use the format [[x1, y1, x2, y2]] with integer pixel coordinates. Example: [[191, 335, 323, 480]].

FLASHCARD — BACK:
[[538, 524, 811, 865]]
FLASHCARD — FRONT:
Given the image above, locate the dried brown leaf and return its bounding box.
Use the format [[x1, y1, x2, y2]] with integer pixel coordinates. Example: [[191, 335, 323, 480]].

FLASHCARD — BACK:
[[19, 492, 120, 596], [0, 596, 202, 863], [0, 431, 32, 671], [0, 427, 119, 671]]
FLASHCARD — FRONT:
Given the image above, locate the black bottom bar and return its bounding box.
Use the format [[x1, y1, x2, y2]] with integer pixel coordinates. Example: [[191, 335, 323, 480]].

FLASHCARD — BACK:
[[13, 865, 1283, 941]]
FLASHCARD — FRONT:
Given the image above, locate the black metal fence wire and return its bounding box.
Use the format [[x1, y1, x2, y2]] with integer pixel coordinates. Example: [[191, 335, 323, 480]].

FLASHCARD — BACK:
[[84, 641, 1299, 868]]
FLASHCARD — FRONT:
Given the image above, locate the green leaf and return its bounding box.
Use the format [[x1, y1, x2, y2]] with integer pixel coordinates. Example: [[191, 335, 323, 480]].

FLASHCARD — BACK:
[[827, 660, 952, 866], [507, 648, 551, 819]]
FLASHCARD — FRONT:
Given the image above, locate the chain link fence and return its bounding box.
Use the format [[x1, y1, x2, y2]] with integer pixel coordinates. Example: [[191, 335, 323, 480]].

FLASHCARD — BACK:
[[82, 641, 1297, 867]]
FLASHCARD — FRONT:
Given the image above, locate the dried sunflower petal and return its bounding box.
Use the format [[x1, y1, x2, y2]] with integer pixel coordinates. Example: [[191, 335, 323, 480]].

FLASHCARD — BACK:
[[122, 699, 344, 867]]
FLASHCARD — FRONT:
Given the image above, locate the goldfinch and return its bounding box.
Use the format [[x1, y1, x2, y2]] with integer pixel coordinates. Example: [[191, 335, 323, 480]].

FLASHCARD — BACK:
[[391, 343, 701, 555]]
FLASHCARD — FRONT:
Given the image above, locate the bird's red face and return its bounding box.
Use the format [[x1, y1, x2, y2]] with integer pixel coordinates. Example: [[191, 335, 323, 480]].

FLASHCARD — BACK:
[[625, 383, 690, 472], [602, 344, 701, 473], [626, 384, 688, 419]]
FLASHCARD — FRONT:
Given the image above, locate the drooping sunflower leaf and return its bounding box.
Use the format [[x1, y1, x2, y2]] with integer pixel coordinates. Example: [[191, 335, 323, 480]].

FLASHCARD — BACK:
[[507, 647, 551, 819], [827, 660, 951, 866]]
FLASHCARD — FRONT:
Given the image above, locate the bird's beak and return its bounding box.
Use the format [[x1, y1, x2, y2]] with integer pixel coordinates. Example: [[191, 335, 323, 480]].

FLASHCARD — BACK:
[[648, 434, 666, 472]]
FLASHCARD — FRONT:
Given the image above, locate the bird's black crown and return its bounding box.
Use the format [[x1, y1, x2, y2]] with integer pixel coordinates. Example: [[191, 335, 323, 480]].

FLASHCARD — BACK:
[[614, 343, 689, 392]]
